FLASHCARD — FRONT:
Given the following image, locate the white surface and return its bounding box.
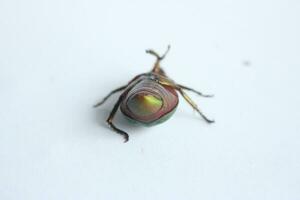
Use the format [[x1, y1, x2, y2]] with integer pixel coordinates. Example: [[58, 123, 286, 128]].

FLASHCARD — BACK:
[[1, 0, 300, 199]]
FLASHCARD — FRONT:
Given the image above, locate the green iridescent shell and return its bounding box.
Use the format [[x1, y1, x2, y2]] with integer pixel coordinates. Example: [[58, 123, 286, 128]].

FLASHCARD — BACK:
[[120, 78, 178, 126]]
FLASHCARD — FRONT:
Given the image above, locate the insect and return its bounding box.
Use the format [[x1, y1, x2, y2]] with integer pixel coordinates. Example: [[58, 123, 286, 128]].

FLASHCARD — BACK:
[[94, 46, 214, 142]]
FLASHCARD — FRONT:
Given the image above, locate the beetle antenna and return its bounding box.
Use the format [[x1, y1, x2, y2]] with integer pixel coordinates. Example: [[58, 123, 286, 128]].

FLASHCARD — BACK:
[[146, 45, 171, 74]]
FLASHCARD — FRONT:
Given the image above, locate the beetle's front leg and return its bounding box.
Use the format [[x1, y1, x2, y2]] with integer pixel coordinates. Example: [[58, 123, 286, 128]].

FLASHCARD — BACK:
[[106, 95, 129, 142], [94, 85, 127, 108]]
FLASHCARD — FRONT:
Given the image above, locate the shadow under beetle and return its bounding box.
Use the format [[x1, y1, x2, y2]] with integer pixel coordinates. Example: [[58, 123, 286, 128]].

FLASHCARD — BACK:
[[94, 46, 214, 142]]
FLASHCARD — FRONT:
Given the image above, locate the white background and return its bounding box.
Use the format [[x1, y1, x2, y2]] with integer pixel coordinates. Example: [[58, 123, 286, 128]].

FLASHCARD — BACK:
[[0, 0, 300, 199]]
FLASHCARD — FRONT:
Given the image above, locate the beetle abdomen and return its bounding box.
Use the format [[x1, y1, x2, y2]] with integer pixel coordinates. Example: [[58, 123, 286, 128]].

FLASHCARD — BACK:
[[120, 78, 178, 126]]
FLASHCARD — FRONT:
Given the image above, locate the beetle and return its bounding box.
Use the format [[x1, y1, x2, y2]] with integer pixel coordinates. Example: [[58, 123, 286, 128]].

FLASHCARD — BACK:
[[94, 46, 214, 142]]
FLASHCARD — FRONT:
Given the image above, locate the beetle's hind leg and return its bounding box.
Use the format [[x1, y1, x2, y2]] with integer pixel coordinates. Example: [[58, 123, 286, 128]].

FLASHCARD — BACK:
[[145, 45, 170, 61], [177, 84, 214, 98], [106, 95, 129, 142], [146, 45, 170, 74], [93, 85, 127, 108], [178, 88, 215, 123], [156, 79, 215, 123]]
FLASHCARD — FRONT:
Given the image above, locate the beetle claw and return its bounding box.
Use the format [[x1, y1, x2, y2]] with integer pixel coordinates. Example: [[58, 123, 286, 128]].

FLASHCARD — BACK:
[[206, 119, 215, 123], [123, 135, 129, 143]]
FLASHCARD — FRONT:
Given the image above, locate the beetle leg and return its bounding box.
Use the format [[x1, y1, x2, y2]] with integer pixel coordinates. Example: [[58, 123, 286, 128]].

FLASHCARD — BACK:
[[146, 45, 170, 61], [177, 84, 214, 97], [146, 45, 171, 74], [106, 95, 129, 142], [155, 79, 214, 123], [93, 85, 127, 108], [177, 88, 215, 123]]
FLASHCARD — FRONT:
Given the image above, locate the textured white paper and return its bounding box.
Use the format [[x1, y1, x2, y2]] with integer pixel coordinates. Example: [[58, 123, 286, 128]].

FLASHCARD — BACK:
[[0, 0, 299, 199]]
